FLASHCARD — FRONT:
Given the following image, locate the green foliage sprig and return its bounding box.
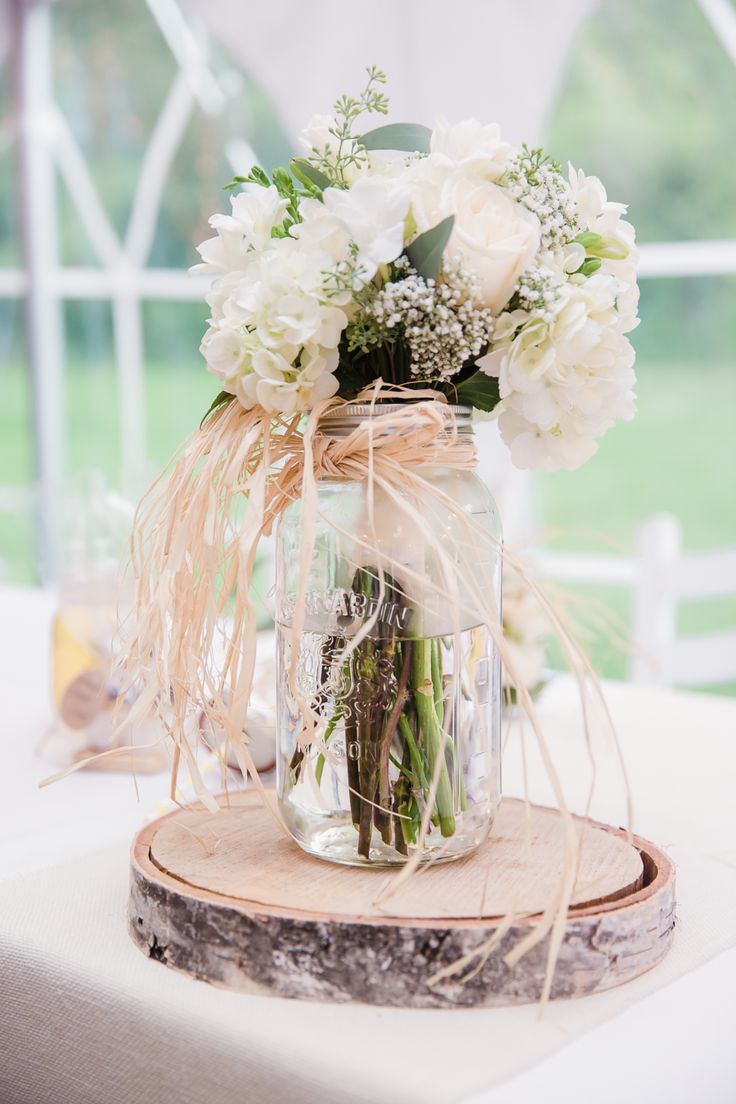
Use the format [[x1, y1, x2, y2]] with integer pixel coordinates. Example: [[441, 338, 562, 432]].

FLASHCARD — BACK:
[[307, 65, 390, 185]]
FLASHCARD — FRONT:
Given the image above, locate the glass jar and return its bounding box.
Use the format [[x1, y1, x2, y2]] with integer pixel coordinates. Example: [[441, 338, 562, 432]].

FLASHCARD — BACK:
[[275, 403, 502, 866]]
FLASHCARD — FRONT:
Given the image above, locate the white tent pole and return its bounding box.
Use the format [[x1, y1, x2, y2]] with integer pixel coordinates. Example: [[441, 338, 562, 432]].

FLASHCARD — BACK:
[[112, 283, 147, 496], [51, 106, 123, 267], [12, 0, 65, 581], [697, 0, 736, 65], [125, 71, 194, 267]]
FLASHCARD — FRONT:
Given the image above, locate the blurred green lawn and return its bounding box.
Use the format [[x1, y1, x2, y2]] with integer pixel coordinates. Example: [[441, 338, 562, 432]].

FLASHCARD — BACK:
[[2, 358, 734, 690]]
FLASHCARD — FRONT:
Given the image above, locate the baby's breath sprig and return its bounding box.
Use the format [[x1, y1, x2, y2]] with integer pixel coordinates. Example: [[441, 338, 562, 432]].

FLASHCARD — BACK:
[[510, 264, 567, 324], [368, 259, 494, 382], [502, 144, 577, 253]]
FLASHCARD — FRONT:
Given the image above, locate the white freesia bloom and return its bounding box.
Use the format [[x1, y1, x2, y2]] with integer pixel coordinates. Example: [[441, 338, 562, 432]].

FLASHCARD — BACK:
[[192, 185, 288, 273], [322, 177, 410, 284], [567, 163, 640, 332], [430, 117, 512, 179], [567, 167, 608, 230], [478, 273, 636, 470]]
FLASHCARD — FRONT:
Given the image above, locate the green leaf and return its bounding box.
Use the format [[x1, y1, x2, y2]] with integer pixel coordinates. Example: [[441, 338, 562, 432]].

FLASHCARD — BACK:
[[358, 123, 432, 153], [290, 158, 332, 193], [200, 390, 235, 427], [405, 216, 455, 280], [453, 371, 500, 413]]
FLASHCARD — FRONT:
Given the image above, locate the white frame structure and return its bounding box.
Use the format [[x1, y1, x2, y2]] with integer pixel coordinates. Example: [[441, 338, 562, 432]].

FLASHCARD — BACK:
[[1, 0, 736, 580], [3, 0, 251, 575]]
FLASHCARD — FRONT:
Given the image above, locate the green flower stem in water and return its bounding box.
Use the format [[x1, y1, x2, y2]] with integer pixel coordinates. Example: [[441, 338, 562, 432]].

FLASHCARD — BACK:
[[295, 567, 465, 857], [314, 703, 343, 787], [410, 638, 456, 838]]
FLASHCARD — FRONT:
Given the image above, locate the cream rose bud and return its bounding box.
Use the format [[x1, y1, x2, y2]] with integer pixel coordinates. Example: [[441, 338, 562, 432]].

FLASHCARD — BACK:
[[442, 178, 541, 315], [430, 117, 512, 179]]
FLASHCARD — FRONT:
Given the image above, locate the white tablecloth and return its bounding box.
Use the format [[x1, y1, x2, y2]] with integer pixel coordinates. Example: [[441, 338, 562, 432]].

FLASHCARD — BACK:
[[1, 586, 735, 1104]]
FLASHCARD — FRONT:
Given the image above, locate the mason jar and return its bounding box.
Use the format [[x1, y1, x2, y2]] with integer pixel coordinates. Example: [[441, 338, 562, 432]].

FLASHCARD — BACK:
[[275, 402, 502, 866]]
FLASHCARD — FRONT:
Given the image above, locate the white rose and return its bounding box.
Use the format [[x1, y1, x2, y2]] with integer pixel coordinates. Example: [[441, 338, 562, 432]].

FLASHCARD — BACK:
[[430, 117, 512, 179], [431, 176, 541, 315]]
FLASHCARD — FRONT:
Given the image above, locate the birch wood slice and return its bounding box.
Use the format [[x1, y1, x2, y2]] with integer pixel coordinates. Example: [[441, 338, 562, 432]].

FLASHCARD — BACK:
[[129, 792, 675, 1008]]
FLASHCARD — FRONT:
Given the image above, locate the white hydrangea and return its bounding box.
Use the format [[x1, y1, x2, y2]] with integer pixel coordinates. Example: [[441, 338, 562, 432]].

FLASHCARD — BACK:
[[197, 234, 349, 415], [234, 344, 340, 415], [478, 273, 636, 471]]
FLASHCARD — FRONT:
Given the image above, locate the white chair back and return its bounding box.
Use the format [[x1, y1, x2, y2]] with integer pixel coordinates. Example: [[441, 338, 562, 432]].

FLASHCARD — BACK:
[[537, 514, 736, 689], [630, 515, 736, 688]]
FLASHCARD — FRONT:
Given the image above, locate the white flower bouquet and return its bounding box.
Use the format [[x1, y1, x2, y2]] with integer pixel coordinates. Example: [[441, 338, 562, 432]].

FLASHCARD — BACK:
[[120, 69, 638, 878], [196, 66, 638, 471]]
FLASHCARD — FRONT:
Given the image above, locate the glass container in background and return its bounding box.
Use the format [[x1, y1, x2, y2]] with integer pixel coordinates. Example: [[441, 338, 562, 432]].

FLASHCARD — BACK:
[[41, 472, 166, 771]]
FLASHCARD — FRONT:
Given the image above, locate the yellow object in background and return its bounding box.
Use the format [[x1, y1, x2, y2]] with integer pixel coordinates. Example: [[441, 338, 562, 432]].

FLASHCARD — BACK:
[[52, 610, 109, 730]]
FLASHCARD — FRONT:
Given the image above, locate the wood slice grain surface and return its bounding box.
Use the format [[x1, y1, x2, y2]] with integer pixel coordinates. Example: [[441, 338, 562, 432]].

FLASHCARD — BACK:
[[129, 793, 675, 1008]]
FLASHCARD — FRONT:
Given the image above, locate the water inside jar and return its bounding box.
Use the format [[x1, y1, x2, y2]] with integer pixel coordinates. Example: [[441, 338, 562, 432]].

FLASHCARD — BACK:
[[276, 624, 499, 865]]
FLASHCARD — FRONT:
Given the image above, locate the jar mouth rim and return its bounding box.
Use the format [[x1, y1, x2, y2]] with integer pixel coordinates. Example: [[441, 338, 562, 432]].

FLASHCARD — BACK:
[[318, 401, 473, 421]]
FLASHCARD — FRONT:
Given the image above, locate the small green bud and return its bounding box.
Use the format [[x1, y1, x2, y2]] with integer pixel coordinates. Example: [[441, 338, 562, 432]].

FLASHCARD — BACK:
[[578, 257, 602, 277], [574, 230, 603, 248]]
